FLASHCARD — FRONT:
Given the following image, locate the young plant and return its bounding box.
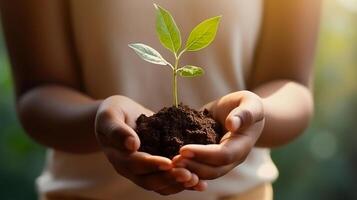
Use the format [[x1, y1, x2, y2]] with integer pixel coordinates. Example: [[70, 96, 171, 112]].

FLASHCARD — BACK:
[[129, 4, 221, 108]]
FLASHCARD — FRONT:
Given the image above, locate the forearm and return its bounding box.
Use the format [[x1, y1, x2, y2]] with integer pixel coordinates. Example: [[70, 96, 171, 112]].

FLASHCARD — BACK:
[[252, 79, 314, 147], [17, 85, 102, 154]]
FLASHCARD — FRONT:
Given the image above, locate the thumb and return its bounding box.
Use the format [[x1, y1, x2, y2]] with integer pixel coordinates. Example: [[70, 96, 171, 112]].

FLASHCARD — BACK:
[[113, 120, 141, 152], [95, 108, 140, 153], [225, 93, 264, 133]]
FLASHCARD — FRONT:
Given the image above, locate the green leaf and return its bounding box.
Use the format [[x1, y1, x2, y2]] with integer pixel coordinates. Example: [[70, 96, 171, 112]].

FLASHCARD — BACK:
[[128, 43, 168, 65], [185, 16, 222, 51], [177, 65, 205, 77], [154, 4, 182, 54]]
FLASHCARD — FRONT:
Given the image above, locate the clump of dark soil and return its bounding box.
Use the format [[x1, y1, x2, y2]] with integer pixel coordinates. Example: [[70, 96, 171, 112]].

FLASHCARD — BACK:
[[135, 104, 224, 159]]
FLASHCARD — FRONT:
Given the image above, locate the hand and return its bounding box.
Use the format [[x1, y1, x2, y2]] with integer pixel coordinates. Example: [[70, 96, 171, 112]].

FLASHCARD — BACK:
[[172, 91, 265, 180], [95, 95, 204, 195]]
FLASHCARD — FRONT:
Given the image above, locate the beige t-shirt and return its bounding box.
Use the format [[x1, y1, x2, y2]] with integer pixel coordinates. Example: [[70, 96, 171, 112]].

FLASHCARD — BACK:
[[37, 0, 278, 199]]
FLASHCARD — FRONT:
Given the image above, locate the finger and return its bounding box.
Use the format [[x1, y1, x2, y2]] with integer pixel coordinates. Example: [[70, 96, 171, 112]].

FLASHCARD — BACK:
[[185, 181, 208, 191], [210, 91, 263, 131], [183, 173, 199, 188], [104, 148, 172, 175], [169, 168, 192, 182], [225, 92, 264, 132], [156, 183, 186, 196], [115, 96, 154, 128], [194, 180, 208, 191], [135, 171, 181, 191], [173, 158, 233, 180], [95, 106, 140, 152], [179, 132, 253, 166]]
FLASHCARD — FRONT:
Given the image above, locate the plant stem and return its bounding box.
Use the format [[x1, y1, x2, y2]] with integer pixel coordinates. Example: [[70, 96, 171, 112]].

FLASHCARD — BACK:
[[173, 55, 179, 107]]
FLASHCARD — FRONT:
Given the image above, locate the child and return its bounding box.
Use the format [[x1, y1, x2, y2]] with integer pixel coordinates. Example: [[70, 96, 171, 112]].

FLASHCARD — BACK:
[[0, 0, 321, 199]]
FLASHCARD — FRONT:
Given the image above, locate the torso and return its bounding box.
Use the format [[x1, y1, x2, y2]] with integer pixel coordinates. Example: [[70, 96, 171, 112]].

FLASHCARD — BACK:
[[68, 0, 263, 111]]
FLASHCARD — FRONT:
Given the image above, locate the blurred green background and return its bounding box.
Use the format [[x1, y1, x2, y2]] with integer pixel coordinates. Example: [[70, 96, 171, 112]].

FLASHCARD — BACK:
[[0, 0, 356, 199]]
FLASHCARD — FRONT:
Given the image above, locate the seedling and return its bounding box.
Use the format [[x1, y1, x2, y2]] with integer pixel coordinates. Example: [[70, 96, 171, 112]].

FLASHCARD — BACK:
[[129, 4, 221, 107]]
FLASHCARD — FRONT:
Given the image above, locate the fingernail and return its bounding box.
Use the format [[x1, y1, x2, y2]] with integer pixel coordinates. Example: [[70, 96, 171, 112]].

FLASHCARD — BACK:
[[125, 137, 136, 151], [172, 155, 181, 161], [181, 150, 194, 158], [231, 116, 242, 130]]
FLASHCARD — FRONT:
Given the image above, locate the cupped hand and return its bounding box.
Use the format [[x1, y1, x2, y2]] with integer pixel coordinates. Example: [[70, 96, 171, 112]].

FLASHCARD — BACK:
[[95, 95, 204, 195], [172, 91, 265, 180]]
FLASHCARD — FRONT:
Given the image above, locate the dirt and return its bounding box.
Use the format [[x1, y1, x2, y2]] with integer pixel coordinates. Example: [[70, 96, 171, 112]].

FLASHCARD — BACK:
[[135, 104, 224, 159]]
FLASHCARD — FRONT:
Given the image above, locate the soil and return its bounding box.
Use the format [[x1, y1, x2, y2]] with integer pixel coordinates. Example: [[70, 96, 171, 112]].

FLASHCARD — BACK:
[[135, 104, 224, 159]]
